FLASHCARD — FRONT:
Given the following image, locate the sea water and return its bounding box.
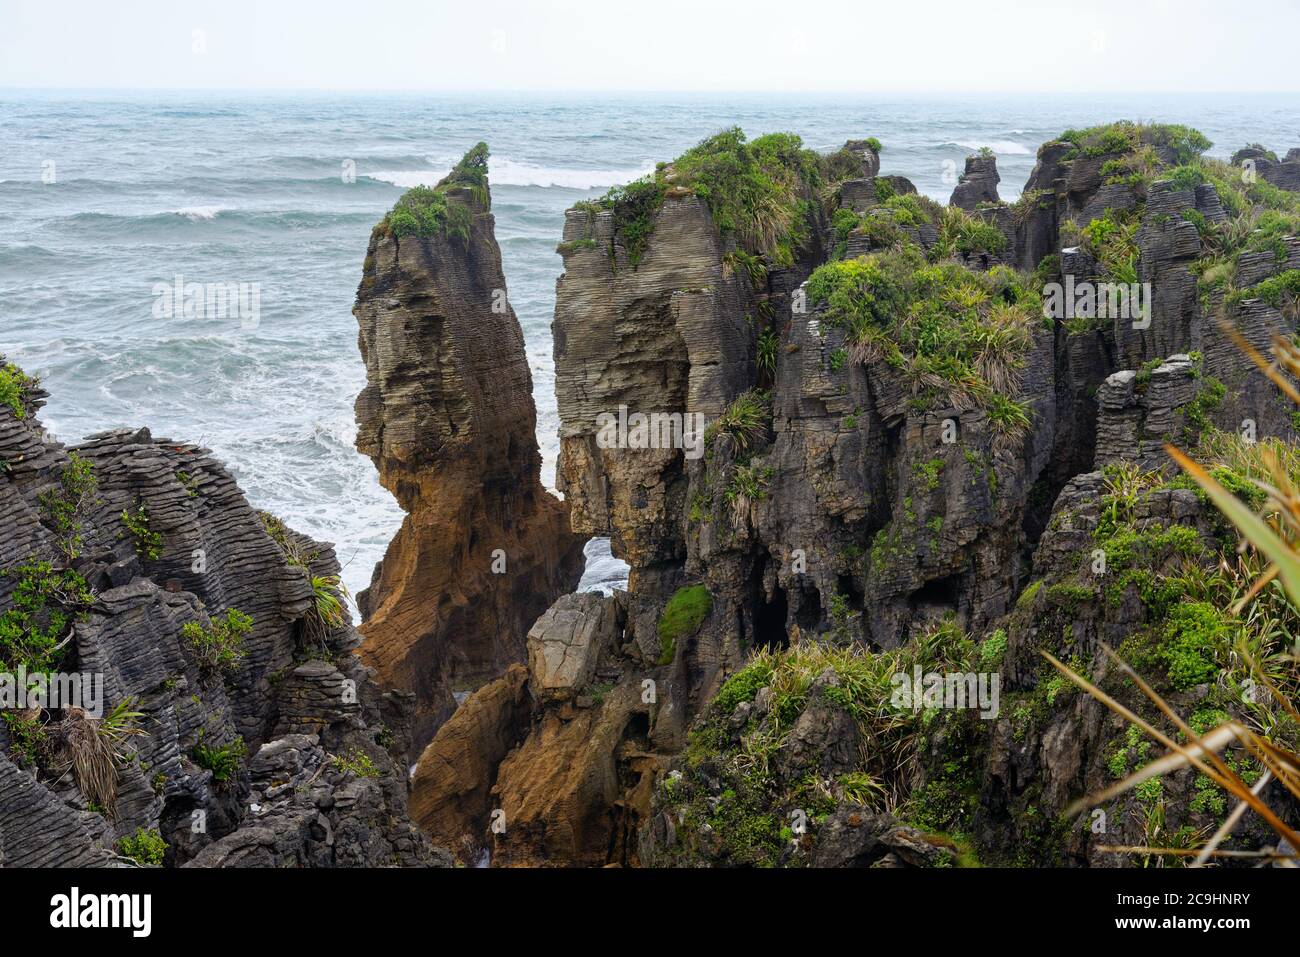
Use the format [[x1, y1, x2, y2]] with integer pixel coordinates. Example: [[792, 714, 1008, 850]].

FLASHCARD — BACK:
[[3, 90, 1296, 600]]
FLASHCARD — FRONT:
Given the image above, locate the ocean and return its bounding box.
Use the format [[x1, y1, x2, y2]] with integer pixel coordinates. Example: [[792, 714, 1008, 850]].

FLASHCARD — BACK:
[[2, 90, 1297, 602]]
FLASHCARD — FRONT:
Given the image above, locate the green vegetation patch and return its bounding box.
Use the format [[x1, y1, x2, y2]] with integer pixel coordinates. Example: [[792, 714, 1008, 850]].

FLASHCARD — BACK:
[[375, 142, 488, 242], [191, 732, 246, 785], [331, 747, 381, 778], [38, 453, 97, 561], [183, 608, 253, 676], [705, 390, 771, 455], [656, 585, 713, 665], [806, 247, 1038, 443], [0, 361, 36, 419], [1057, 121, 1211, 165], [657, 620, 979, 867], [0, 562, 93, 674], [116, 827, 167, 866], [121, 501, 163, 561], [596, 127, 863, 270]]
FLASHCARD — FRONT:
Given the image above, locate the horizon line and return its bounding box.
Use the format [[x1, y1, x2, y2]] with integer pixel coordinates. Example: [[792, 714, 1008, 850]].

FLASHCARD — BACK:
[[4, 86, 1300, 96]]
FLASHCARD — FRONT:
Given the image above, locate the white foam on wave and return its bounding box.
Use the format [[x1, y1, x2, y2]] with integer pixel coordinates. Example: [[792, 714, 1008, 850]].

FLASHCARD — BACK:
[[577, 538, 630, 596], [491, 157, 654, 190], [951, 140, 1032, 156], [170, 205, 227, 220], [367, 157, 653, 192]]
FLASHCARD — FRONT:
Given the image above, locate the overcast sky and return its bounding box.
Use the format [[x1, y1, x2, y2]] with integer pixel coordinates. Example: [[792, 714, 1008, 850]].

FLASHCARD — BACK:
[[2, 0, 1296, 92]]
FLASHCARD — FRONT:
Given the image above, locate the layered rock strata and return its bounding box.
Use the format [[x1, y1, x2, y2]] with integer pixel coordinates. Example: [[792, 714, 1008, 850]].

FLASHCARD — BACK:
[[0, 371, 443, 867], [353, 146, 585, 754], [411, 124, 1300, 867]]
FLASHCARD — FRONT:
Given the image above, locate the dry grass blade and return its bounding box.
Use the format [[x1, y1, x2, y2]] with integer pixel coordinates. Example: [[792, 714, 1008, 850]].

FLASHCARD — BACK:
[[1194, 770, 1273, 867], [1165, 444, 1300, 603], [1215, 319, 1300, 406], [1045, 651, 1238, 812], [1066, 724, 1240, 815], [1044, 649, 1300, 851], [1237, 639, 1300, 725], [1237, 732, 1300, 802], [1232, 563, 1279, 615], [59, 707, 120, 814], [1101, 644, 1236, 780], [56, 699, 147, 817]]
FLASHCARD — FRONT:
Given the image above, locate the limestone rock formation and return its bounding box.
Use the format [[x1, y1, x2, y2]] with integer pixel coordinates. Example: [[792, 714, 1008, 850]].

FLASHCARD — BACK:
[[949, 153, 1001, 210], [407, 664, 532, 863], [462, 122, 1300, 867], [0, 366, 442, 867], [410, 589, 677, 866], [353, 145, 585, 754]]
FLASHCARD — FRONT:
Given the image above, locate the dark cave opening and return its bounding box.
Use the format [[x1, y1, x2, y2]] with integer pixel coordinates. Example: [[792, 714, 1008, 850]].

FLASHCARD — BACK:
[[837, 573, 865, 612], [908, 573, 960, 617], [754, 584, 790, 650], [794, 583, 822, 631]]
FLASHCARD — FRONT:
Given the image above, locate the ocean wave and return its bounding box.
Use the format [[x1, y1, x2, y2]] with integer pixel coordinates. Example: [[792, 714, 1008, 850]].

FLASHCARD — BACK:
[[0, 244, 61, 267], [367, 157, 653, 192], [58, 207, 375, 237], [948, 139, 1032, 156], [577, 538, 629, 596], [171, 205, 228, 220]]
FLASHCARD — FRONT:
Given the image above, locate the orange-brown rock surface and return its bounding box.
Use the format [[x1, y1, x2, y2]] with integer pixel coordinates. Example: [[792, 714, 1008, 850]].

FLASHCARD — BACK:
[[353, 145, 584, 754]]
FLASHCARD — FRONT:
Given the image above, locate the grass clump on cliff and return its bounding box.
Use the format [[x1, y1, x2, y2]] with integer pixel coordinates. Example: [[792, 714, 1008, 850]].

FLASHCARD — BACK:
[[120, 501, 163, 562], [1065, 207, 1141, 285], [38, 452, 97, 561], [259, 511, 318, 568], [0, 360, 36, 420], [656, 584, 712, 665], [306, 574, 350, 643], [806, 247, 1038, 446], [57, 698, 146, 816], [653, 621, 979, 866], [183, 608, 252, 676], [116, 827, 167, 866], [0, 561, 93, 674], [331, 747, 381, 778], [375, 142, 489, 242], [670, 128, 819, 266], [830, 195, 1006, 264], [191, 732, 247, 786], [705, 390, 771, 455], [595, 127, 845, 270], [1056, 121, 1211, 165], [593, 175, 667, 268]]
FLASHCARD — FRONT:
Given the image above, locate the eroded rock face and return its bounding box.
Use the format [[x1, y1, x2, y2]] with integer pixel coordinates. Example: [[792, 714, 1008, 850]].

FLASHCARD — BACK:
[[410, 589, 679, 867], [553, 194, 755, 570], [408, 664, 532, 863], [507, 125, 1300, 866], [353, 152, 584, 754], [1093, 356, 1203, 472], [527, 592, 620, 702], [0, 378, 442, 868], [973, 469, 1288, 865], [950, 154, 1001, 210]]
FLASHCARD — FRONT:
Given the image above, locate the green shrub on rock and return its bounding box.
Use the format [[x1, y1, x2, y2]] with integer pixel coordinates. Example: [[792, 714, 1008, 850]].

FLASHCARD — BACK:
[[116, 827, 167, 866]]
